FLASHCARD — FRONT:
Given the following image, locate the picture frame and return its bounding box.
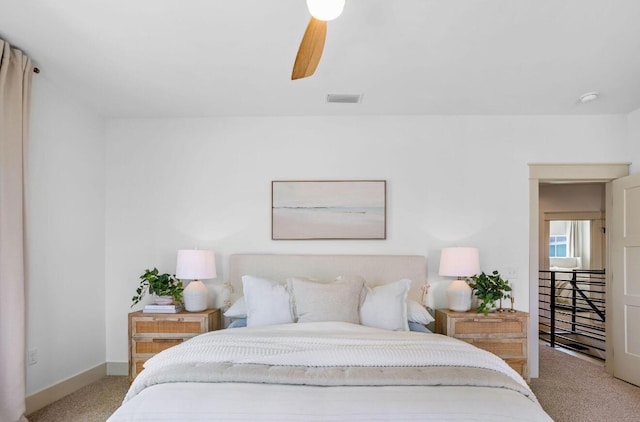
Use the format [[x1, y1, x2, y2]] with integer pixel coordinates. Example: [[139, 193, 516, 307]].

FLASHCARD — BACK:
[[272, 180, 386, 240]]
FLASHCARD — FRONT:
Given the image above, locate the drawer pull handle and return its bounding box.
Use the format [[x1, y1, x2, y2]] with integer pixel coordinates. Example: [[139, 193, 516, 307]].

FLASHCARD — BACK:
[[154, 318, 183, 322], [152, 338, 182, 343]]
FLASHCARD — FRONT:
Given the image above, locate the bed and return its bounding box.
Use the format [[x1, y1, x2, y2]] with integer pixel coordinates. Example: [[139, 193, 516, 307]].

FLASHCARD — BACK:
[[109, 254, 552, 421]]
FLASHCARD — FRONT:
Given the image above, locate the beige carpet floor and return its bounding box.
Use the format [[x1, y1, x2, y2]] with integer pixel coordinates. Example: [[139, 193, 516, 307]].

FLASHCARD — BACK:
[[530, 344, 640, 422], [27, 376, 129, 422], [27, 343, 640, 421]]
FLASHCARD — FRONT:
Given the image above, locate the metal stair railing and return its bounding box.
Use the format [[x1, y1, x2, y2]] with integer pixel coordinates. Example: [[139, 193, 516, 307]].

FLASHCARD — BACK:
[[538, 269, 606, 359]]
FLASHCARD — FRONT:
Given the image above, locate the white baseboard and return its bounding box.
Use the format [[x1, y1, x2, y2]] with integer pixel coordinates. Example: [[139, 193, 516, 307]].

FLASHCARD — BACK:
[[107, 361, 128, 376], [26, 363, 106, 415]]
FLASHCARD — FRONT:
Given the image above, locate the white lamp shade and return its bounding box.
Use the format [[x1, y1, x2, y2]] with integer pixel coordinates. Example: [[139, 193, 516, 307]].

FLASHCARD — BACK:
[[175, 250, 217, 280], [439, 247, 480, 277], [306, 0, 345, 21]]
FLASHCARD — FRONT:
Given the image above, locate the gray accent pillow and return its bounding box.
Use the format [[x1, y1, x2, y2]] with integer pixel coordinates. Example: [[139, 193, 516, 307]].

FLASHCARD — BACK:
[[288, 277, 364, 324]]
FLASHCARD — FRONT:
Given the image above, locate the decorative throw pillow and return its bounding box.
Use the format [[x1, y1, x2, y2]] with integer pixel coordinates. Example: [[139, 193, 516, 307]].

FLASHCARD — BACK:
[[408, 321, 432, 333], [407, 299, 435, 324], [223, 296, 247, 318], [242, 275, 293, 327], [287, 277, 364, 324], [227, 318, 247, 328], [360, 279, 411, 331]]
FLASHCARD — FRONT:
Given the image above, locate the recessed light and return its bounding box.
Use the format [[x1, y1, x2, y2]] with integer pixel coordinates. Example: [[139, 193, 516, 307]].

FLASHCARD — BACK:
[[579, 91, 600, 104]]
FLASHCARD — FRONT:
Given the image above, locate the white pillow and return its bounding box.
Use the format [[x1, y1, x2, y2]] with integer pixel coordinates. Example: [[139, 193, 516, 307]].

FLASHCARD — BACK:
[[360, 279, 411, 331], [223, 296, 247, 318], [407, 299, 435, 324], [287, 277, 364, 324], [242, 275, 293, 327]]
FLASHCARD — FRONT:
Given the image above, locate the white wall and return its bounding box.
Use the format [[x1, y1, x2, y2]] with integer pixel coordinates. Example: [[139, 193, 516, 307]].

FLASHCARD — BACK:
[[539, 183, 605, 214], [628, 108, 640, 174], [26, 75, 106, 395], [105, 114, 631, 364], [549, 221, 569, 236]]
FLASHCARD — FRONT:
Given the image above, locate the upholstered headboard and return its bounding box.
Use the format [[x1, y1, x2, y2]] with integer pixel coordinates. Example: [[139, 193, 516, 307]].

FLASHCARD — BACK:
[[226, 254, 429, 305]]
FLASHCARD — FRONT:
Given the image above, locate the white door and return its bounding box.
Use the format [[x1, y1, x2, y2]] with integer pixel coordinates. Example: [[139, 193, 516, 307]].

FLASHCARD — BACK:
[[611, 173, 640, 386]]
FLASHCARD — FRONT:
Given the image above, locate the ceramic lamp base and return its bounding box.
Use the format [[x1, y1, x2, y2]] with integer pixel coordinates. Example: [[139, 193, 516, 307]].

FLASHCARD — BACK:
[[447, 279, 472, 312], [183, 280, 208, 312]]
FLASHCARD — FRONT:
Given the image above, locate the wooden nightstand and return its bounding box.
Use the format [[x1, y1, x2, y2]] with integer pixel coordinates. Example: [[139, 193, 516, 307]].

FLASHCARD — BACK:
[[434, 308, 529, 381], [128, 308, 221, 382]]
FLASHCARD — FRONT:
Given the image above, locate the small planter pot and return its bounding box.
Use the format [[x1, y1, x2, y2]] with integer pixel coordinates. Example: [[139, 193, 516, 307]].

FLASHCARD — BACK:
[[153, 295, 174, 305], [472, 297, 498, 314]]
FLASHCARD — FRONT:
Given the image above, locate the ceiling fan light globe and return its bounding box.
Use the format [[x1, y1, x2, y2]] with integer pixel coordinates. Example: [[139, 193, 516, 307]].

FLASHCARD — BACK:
[[306, 0, 345, 21]]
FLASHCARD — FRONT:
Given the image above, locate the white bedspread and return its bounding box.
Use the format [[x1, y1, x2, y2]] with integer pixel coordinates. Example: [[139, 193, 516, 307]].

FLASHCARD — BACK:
[[111, 322, 552, 421]]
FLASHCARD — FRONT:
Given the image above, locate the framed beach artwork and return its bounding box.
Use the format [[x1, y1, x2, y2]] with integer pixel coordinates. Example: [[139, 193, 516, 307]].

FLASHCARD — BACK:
[[272, 180, 386, 240]]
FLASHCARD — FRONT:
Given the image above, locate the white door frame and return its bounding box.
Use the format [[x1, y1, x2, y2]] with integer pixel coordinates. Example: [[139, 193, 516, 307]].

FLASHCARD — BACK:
[[528, 163, 629, 378]]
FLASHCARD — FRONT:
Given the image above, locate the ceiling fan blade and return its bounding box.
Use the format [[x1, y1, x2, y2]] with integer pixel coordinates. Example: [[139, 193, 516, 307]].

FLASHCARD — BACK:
[[291, 17, 327, 80]]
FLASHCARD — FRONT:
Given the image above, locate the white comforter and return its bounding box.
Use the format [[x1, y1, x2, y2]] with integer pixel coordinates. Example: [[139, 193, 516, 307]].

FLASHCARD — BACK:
[[110, 322, 552, 421]]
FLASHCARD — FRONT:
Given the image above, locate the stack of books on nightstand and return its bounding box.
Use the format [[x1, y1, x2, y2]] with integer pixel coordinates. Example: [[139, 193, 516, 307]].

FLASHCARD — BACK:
[[143, 303, 183, 313]]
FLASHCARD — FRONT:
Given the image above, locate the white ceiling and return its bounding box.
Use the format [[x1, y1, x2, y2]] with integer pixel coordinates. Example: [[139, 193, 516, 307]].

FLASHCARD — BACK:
[[2, 0, 640, 118]]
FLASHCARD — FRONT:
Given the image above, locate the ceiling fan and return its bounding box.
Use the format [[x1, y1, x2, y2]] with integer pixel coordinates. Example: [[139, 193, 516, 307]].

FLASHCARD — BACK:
[[291, 0, 346, 80]]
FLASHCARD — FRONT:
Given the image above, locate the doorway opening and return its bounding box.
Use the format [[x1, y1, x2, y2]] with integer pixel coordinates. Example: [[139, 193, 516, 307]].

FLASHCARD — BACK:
[[536, 185, 607, 360], [528, 163, 629, 378]]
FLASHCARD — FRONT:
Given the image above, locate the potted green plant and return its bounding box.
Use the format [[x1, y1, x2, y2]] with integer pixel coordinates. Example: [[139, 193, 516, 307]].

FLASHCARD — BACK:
[[131, 268, 184, 307], [467, 270, 511, 316]]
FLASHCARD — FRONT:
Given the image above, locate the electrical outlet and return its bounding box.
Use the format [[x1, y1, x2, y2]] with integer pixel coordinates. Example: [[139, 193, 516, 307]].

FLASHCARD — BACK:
[[28, 348, 37, 366]]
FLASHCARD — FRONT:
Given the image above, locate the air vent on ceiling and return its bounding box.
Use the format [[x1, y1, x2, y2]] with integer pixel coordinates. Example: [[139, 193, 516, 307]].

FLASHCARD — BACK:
[[326, 94, 362, 104]]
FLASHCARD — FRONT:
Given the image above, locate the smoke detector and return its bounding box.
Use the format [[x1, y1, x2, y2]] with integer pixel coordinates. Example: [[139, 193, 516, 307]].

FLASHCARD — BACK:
[[579, 91, 600, 104]]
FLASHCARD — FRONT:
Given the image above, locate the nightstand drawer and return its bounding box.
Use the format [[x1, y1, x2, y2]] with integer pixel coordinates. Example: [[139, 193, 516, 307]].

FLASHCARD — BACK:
[[464, 338, 527, 357], [453, 317, 526, 337], [132, 337, 186, 355], [131, 317, 207, 336]]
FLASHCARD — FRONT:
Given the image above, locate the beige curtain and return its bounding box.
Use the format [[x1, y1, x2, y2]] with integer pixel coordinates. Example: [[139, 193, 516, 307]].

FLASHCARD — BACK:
[[0, 39, 32, 422], [568, 220, 591, 269]]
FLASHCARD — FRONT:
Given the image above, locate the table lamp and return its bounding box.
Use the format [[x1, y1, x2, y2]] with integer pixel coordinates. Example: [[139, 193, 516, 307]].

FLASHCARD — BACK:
[[176, 249, 216, 312], [439, 247, 480, 312]]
